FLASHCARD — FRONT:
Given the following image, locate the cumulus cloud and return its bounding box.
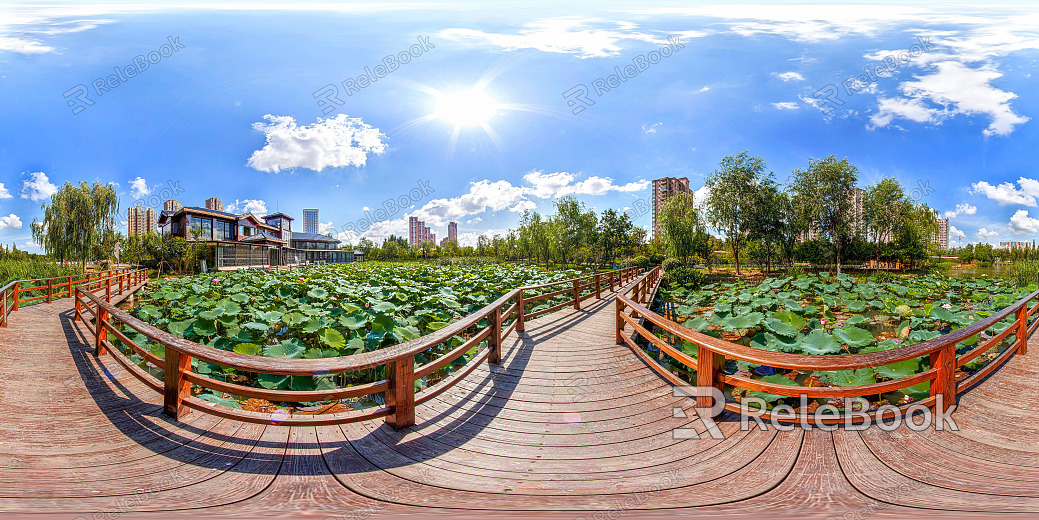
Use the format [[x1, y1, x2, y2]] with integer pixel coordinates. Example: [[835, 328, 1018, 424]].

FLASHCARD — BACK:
[[870, 61, 1029, 137], [774, 71, 805, 82], [438, 17, 701, 58], [976, 227, 1000, 241], [129, 176, 150, 199], [970, 178, 1039, 207], [943, 203, 977, 219], [0, 12, 113, 55], [317, 221, 335, 234], [21, 171, 57, 201], [1009, 210, 1039, 235], [0, 214, 22, 229], [246, 114, 386, 173], [949, 225, 966, 240], [225, 199, 268, 215], [772, 102, 800, 110], [0, 182, 11, 199], [522, 171, 648, 199]]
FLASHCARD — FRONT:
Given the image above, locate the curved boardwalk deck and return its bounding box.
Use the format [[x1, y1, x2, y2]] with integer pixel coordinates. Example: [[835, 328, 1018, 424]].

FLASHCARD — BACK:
[[1, 295, 1038, 519]]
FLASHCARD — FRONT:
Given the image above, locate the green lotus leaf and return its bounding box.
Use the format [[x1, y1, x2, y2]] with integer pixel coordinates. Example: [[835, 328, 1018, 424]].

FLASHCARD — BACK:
[[749, 374, 800, 402], [197, 393, 241, 409], [306, 287, 329, 299], [833, 326, 875, 347], [763, 318, 800, 338], [799, 330, 842, 355], [319, 328, 346, 349], [819, 368, 876, 387], [233, 342, 261, 355], [682, 316, 710, 332], [339, 314, 368, 330], [875, 358, 922, 379], [263, 338, 306, 359]]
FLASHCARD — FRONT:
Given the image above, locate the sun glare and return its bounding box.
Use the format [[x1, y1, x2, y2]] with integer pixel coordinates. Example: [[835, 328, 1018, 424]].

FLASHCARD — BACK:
[[433, 89, 498, 127]]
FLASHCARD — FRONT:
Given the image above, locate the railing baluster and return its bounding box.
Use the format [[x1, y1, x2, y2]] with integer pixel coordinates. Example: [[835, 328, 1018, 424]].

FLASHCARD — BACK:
[[489, 306, 502, 364], [46, 279, 53, 303], [695, 345, 724, 409], [930, 342, 957, 413], [12, 282, 18, 312], [516, 289, 525, 333], [387, 356, 416, 429], [163, 347, 191, 420], [1, 289, 6, 328], [594, 273, 601, 299], [95, 306, 108, 356], [616, 299, 626, 344], [105, 277, 111, 302], [1018, 303, 1029, 356], [572, 279, 580, 310]]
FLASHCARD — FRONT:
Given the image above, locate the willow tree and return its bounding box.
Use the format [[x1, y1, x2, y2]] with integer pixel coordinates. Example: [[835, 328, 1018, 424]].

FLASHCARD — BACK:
[[31, 181, 119, 267], [790, 155, 859, 274]]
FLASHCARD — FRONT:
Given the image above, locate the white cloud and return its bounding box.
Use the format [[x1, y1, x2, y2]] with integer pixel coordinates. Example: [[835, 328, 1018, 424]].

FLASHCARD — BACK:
[[317, 220, 335, 234], [0, 214, 22, 229], [870, 61, 1029, 137], [438, 17, 700, 59], [510, 200, 537, 213], [971, 178, 1039, 207], [225, 199, 268, 215], [772, 102, 800, 110], [695, 86, 710, 93], [944, 203, 977, 219], [522, 170, 648, 199], [641, 122, 663, 134], [1009, 210, 1039, 235], [0, 182, 11, 199], [21, 171, 57, 202], [0, 11, 113, 55], [774, 71, 804, 82], [949, 225, 966, 240], [466, 217, 482, 224], [129, 176, 150, 199], [976, 227, 1000, 241], [246, 114, 386, 173]]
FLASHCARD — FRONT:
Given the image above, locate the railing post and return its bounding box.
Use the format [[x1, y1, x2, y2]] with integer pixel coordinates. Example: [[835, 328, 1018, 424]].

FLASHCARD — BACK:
[[595, 273, 601, 299], [46, 278, 53, 303], [1017, 304, 1029, 356], [67, 275, 73, 298], [930, 343, 957, 414], [73, 289, 81, 321], [95, 306, 108, 356], [105, 276, 111, 302], [695, 346, 724, 409], [489, 306, 503, 364], [1, 290, 6, 328], [119, 273, 124, 294], [386, 355, 416, 429], [573, 279, 580, 310], [516, 289, 525, 332], [12, 282, 18, 312], [163, 347, 191, 420], [616, 299, 625, 344]]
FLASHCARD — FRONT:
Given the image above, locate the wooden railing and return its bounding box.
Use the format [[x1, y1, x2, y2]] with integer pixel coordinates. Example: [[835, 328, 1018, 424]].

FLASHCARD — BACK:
[[617, 268, 1037, 424], [76, 266, 641, 428], [0, 269, 132, 328]]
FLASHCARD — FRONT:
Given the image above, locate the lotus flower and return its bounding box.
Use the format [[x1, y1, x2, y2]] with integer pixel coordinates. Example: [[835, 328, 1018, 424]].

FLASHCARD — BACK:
[[330, 296, 337, 301], [942, 303, 952, 309], [212, 278, 219, 283]]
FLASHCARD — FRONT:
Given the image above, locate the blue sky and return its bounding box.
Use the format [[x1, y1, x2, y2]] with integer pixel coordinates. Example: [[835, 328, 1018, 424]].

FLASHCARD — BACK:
[[1, 1, 1038, 250]]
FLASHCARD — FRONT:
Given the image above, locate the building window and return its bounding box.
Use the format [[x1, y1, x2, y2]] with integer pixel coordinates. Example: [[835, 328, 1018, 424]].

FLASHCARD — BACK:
[[214, 220, 233, 241], [240, 225, 253, 237], [189, 216, 213, 240]]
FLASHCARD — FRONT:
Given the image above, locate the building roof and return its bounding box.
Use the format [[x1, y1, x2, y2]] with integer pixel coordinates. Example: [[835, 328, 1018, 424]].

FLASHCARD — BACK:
[[262, 212, 294, 220], [290, 232, 341, 243], [240, 230, 286, 244]]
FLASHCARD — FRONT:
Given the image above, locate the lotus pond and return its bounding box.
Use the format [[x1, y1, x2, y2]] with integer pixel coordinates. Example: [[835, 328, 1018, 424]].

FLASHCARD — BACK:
[[118, 263, 582, 409], [653, 272, 1036, 407]]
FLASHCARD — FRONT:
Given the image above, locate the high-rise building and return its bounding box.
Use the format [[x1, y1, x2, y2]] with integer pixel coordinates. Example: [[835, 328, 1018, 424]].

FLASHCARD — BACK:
[[408, 216, 436, 246], [128, 206, 158, 236], [205, 197, 223, 212], [448, 221, 458, 242], [935, 218, 950, 250], [164, 199, 183, 212], [651, 177, 692, 238], [303, 209, 319, 234], [999, 241, 1032, 250]]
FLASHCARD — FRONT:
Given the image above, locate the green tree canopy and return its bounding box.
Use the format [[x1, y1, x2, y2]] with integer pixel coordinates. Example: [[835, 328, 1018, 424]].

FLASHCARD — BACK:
[[31, 180, 119, 266]]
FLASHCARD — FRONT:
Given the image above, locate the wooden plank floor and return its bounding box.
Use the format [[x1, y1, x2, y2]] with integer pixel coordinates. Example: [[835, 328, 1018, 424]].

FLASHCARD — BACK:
[[1, 292, 1039, 519]]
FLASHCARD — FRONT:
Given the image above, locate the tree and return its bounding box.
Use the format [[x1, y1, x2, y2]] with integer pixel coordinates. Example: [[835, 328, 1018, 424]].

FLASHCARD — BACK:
[[790, 155, 860, 274], [594, 209, 637, 268], [658, 192, 710, 264], [31, 181, 120, 267], [864, 178, 905, 268], [704, 151, 769, 275], [748, 178, 791, 273]]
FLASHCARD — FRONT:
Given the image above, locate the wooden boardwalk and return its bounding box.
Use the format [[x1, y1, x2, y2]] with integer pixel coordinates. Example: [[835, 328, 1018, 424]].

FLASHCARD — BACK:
[[2, 295, 1039, 519]]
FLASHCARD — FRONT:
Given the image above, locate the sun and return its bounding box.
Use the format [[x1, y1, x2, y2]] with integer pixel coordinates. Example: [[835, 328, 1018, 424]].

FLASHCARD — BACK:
[[432, 89, 499, 127]]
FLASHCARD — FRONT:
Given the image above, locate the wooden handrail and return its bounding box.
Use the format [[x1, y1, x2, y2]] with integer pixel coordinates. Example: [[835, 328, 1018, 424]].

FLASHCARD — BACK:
[[76, 265, 641, 428], [616, 267, 1036, 423], [0, 268, 131, 327]]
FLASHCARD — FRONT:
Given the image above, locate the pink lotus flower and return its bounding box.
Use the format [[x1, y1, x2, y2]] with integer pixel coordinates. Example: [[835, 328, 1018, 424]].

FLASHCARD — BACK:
[[250, 297, 255, 301], [330, 296, 337, 301], [821, 319, 828, 325], [942, 303, 952, 309], [163, 277, 170, 281], [365, 302, 369, 308], [212, 278, 219, 283]]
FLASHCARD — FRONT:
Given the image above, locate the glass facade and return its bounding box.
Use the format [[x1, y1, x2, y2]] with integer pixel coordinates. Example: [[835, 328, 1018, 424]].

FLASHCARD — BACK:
[[213, 220, 233, 241], [189, 216, 213, 240]]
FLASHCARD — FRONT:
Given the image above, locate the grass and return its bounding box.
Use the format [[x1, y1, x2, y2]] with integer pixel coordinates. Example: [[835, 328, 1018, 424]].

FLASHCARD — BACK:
[[0, 260, 81, 287]]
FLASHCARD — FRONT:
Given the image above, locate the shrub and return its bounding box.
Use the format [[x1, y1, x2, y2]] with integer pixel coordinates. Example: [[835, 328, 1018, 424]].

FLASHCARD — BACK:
[[870, 270, 898, 284], [649, 254, 666, 265], [666, 267, 707, 288], [661, 258, 685, 272], [620, 256, 651, 270], [784, 264, 806, 278], [1001, 262, 1039, 288], [927, 261, 952, 276], [979, 261, 994, 268]]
